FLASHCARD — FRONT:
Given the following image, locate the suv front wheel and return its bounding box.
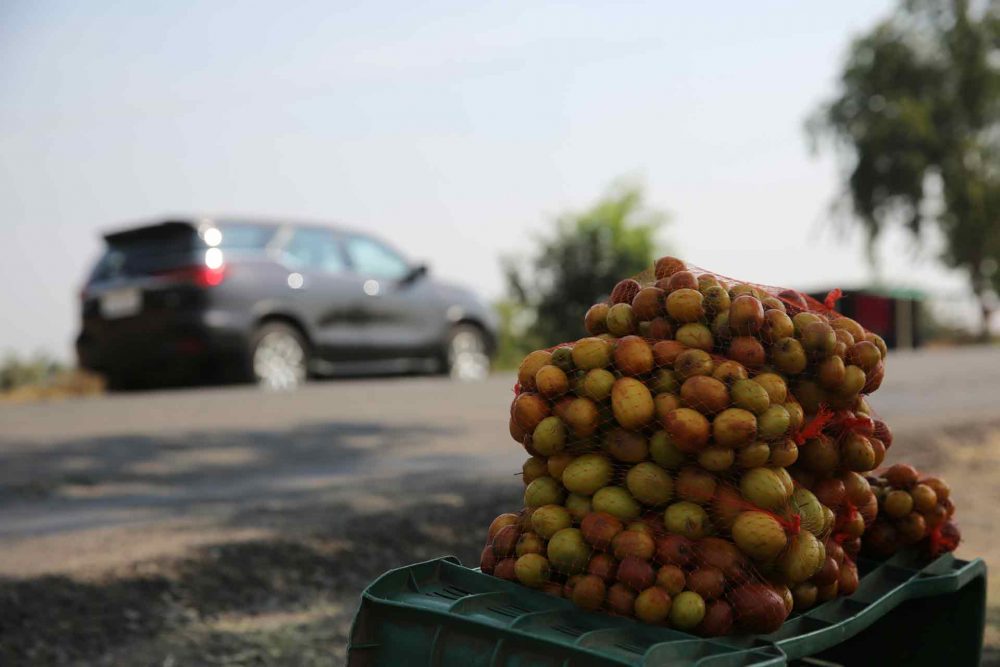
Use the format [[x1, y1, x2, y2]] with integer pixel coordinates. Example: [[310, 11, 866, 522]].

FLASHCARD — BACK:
[[250, 322, 308, 390]]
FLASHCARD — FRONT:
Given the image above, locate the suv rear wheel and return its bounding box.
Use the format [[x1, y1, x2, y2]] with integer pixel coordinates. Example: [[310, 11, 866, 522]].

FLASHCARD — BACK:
[[445, 324, 490, 381], [250, 322, 308, 390]]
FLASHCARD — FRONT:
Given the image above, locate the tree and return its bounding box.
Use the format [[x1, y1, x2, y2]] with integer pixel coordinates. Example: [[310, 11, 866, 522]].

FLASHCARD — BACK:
[[808, 0, 999, 339], [503, 181, 667, 351]]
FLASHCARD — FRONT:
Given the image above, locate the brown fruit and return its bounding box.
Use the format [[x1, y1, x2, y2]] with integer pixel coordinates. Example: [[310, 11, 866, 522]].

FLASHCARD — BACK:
[[547, 452, 574, 481], [792, 582, 818, 611], [492, 524, 522, 557], [655, 256, 686, 279], [838, 560, 859, 595], [511, 393, 550, 432], [611, 279, 641, 305], [817, 356, 846, 390], [813, 477, 846, 509], [841, 433, 876, 472], [606, 303, 638, 336], [729, 295, 765, 333], [654, 392, 682, 425], [489, 513, 521, 541], [813, 556, 840, 586], [769, 439, 798, 467], [652, 340, 687, 367], [586, 553, 619, 583], [612, 530, 656, 560], [762, 309, 795, 343], [617, 555, 656, 591], [625, 461, 674, 506], [837, 365, 867, 397], [563, 397, 600, 437], [634, 586, 673, 623], [667, 270, 699, 292], [778, 289, 809, 310], [518, 350, 552, 390], [711, 485, 745, 532], [885, 463, 919, 489], [585, 304, 610, 335], [727, 336, 766, 369], [647, 317, 673, 340], [655, 534, 695, 567], [480, 545, 498, 574], [771, 337, 808, 375], [580, 511, 624, 549], [799, 436, 839, 475], [702, 285, 731, 316], [695, 536, 748, 579], [801, 321, 837, 358], [516, 532, 547, 558], [632, 287, 666, 321], [680, 376, 730, 415], [729, 584, 788, 634], [698, 600, 734, 637], [606, 582, 636, 615], [676, 466, 718, 504], [738, 442, 771, 468], [712, 360, 749, 385], [674, 348, 715, 380], [664, 407, 711, 453], [686, 567, 725, 600], [656, 564, 687, 595], [534, 365, 569, 399], [698, 446, 735, 472], [571, 574, 606, 610], [841, 471, 872, 506], [649, 368, 679, 395], [613, 336, 655, 376], [494, 557, 517, 581]]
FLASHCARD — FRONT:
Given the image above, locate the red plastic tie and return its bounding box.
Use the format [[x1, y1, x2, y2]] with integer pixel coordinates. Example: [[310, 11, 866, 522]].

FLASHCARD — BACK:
[[824, 288, 843, 311], [513, 382, 522, 396], [794, 405, 835, 445]]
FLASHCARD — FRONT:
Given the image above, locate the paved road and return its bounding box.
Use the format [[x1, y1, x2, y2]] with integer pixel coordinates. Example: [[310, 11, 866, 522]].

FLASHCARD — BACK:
[[0, 345, 997, 576]]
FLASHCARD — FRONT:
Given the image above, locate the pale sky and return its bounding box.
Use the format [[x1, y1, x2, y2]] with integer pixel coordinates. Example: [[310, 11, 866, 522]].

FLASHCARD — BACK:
[[0, 0, 977, 360]]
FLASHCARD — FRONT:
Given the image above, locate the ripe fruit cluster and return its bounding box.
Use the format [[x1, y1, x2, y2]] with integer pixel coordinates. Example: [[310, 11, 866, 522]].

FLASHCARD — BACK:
[[484, 256, 958, 635], [863, 464, 960, 559]]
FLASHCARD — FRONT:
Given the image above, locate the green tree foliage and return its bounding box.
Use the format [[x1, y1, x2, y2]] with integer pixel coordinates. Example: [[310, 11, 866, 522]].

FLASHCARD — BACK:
[[502, 182, 667, 354], [808, 0, 999, 338]]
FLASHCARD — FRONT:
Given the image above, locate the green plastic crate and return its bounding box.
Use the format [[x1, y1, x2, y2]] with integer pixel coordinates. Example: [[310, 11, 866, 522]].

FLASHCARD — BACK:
[[347, 551, 985, 666]]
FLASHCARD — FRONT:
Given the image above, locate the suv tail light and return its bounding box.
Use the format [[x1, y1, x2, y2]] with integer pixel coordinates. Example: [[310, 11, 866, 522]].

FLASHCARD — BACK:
[[154, 264, 227, 287]]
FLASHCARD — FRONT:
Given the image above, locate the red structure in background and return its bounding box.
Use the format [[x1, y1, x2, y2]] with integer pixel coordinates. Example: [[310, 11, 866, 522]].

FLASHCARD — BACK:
[[808, 289, 922, 350]]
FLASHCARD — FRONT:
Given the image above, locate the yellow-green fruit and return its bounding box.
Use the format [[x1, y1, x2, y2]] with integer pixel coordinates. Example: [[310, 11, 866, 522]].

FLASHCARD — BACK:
[[698, 446, 735, 472], [516, 532, 546, 557], [565, 493, 592, 522], [551, 346, 575, 371], [771, 337, 808, 375], [792, 488, 825, 537], [562, 454, 613, 496], [547, 528, 591, 575], [753, 373, 788, 405], [738, 442, 771, 468], [515, 553, 551, 587], [532, 416, 566, 456], [675, 323, 714, 352], [792, 312, 823, 336], [773, 467, 794, 497], [611, 378, 655, 430], [606, 303, 638, 336], [757, 405, 791, 441], [531, 504, 572, 539], [592, 486, 641, 522], [581, 368, 616, 401], [571, 337, 612, 370], [648, 368, 679, 394], [666, 288, 705, 322], [712, 408, 758, 448], [523, 456, 548, 484], [740, 467, 790, 510], [664, 501, 711, 539], [674, 349, 714, 380], [784, 401, 804, 431], [778, 531, 825, 584], [702, 285, 731, 315], [650, 431, 686, 469], [837, 365, 867, 397], [524, 476, 565, 507], [732, 511, 787, 561], [669, 591, 706, 630], [626, 462, 674, 506], [731, 379, 771, 415]]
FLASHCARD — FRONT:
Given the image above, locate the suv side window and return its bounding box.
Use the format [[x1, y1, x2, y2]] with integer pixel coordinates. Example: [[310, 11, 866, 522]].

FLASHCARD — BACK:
[[345, 235, 409, 280], [282, 228, 346, 273]]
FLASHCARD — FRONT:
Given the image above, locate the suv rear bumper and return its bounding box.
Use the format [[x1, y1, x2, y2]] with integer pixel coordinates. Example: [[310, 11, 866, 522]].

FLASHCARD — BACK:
[[76, 309, 252, 376]]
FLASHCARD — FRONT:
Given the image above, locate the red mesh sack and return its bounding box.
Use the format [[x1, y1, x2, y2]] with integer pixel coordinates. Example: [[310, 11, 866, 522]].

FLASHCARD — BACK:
[[863, 464, 960, 559], [481, 256, 939, 634]]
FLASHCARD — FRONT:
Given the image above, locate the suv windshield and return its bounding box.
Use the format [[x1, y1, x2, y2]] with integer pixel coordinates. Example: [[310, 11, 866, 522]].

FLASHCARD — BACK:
[[215, 223, 277, 250]]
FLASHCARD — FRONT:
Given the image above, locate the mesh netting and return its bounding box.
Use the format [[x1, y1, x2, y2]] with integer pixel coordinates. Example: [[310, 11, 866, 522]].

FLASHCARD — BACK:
[[481, 256, 958, 635]]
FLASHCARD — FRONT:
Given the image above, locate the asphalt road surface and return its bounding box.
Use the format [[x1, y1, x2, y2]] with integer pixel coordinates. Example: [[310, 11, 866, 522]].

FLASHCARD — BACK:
[[0, 345, 998, 577]]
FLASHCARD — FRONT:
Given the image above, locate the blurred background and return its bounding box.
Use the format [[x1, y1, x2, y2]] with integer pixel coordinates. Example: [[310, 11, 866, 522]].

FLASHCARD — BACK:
[[0, 0, 997, 664]]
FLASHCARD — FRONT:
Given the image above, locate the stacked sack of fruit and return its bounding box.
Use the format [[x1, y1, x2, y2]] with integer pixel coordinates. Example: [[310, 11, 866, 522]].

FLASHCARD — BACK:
[[480, 256, 958, 636]]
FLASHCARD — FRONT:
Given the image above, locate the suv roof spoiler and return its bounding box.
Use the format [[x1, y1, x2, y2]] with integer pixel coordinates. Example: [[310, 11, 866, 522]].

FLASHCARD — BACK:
[[103, 220, 198, 244]]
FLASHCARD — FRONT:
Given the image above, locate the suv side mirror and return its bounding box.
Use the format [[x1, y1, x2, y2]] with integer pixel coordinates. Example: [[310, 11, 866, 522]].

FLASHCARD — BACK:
[[399, 263, 428, 286]]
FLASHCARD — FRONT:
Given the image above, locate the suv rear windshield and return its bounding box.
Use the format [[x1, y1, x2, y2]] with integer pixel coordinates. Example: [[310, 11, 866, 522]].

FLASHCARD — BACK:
[[89, 221, 277, 282]]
